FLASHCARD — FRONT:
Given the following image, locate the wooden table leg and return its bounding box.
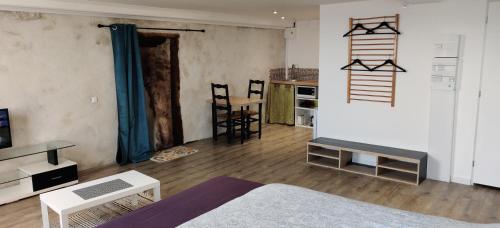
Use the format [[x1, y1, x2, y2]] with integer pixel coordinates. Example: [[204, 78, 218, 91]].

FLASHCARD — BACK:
[[227, 106, 233, 144], [227, 119, 232, 144], [246, 109, 251, 139], [211, 104, 217, 141], [240, 106, 244, 144], [258, 103, 262, 139]]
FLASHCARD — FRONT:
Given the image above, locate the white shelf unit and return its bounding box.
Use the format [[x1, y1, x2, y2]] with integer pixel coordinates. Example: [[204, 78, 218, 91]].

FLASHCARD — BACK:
[[0, 160, 78, 205], [295, 86, 318, 131], [0, 141, 78, 205]]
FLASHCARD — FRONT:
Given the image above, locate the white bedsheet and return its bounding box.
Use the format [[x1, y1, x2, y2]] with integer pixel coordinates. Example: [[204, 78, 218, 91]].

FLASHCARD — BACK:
[[179, 183, 499, 228]]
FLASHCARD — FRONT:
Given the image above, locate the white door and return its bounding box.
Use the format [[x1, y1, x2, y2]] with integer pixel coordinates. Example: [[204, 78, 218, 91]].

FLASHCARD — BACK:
[[473, 2, 500, 188]]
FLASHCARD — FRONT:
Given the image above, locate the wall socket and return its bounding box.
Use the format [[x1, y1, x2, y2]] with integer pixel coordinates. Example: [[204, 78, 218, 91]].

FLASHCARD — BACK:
[[91, 96, 98, 104]]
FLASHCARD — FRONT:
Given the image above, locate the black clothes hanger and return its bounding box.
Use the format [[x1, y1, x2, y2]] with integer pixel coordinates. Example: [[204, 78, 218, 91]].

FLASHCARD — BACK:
[[367, 21, 401, 35], [371, 59, 407, 72], [343, 23, 370, 37], [341, 59, 372, 71]]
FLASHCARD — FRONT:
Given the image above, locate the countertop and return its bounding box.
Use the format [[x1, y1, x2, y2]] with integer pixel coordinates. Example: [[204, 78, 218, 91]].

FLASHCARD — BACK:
[[270, 80, 318, 86]]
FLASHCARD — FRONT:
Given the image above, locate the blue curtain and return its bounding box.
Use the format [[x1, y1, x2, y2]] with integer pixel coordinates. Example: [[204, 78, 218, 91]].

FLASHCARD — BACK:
[[110, 24, 151, 165]]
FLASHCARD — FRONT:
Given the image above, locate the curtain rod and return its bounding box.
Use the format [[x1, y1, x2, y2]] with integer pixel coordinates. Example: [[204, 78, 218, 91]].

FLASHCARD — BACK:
[[97, 24, 205, 33]]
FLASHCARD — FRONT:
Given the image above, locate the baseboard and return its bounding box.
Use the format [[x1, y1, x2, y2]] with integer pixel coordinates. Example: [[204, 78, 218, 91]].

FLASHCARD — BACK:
[[451, 175, 472, 185]]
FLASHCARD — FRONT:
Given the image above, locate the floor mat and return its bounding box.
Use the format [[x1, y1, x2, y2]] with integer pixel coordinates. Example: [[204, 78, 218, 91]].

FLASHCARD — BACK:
[[150, 146, 199, 163]]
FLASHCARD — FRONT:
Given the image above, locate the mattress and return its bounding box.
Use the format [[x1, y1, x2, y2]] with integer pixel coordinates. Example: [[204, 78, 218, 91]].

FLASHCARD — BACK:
[[98, 176, 263, 228]]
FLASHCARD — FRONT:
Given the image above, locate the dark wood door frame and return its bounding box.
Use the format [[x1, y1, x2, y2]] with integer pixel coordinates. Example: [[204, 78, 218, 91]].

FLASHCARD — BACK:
[[139, 33, 184, 146]]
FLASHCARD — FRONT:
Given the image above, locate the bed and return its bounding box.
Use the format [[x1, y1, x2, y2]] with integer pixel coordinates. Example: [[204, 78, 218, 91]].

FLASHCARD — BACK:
[[97, 176, 263, 228], [100, 176, 498, 228]]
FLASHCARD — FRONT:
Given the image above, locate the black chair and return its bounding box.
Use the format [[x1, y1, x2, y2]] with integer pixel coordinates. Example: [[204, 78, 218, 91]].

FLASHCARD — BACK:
[[234, 80, 265, 139], [211, 83, 245, 144]]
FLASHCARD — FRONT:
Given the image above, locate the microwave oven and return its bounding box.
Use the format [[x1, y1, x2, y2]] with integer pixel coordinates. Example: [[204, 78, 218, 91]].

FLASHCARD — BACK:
[[296, 86, 318, 99]]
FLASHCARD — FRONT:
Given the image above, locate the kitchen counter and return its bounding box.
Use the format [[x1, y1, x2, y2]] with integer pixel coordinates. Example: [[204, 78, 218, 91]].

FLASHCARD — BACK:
[[270, 80, 318, 87]]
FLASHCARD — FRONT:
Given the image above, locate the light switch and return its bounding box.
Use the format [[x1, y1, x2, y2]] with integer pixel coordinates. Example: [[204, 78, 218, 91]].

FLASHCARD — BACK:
[[91, 96, 98, 104]]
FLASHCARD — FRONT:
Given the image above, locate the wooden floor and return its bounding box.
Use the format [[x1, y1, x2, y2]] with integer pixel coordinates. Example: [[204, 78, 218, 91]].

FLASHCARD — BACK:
[[1, 124, 499, 227]]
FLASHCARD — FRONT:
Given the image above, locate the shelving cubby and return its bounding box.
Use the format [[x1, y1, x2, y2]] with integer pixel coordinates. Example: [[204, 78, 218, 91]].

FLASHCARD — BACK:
[[307, 144, 340, 169], [307, 138, 427, 185]]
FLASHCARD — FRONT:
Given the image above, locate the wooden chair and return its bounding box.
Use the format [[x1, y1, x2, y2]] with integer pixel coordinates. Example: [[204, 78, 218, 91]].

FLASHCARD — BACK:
[[234, 80, 265, 139], [211, 83, 245, 144]]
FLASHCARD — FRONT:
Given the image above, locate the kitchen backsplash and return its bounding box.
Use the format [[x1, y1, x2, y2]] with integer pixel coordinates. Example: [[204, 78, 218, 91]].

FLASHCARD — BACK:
[[269, 67, 319, 81]]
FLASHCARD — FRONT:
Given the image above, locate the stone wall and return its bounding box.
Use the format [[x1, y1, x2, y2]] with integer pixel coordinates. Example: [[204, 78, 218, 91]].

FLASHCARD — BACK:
[[0, 11, 285, 170]]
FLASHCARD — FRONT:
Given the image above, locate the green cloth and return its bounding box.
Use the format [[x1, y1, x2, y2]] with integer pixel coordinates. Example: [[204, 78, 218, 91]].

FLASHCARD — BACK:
[[266, 83, 295, 125]]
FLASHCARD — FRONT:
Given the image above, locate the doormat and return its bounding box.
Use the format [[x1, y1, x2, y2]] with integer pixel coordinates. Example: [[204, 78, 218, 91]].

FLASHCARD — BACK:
[[150, 146, 199, 163]]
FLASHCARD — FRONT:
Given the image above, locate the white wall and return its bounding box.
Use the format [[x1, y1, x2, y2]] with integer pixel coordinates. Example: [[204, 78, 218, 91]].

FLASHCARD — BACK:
[[319, 0, 488, 184], [286, 20, 319, 68]]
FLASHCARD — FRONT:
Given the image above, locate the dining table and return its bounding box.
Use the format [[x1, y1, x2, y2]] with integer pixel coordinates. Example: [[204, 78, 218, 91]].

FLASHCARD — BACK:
[[207, 96, 264, 144]]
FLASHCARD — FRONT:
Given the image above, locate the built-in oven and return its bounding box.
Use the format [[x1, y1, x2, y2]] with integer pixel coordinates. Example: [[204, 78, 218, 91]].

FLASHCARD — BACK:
[[296, 86, 318, 99]]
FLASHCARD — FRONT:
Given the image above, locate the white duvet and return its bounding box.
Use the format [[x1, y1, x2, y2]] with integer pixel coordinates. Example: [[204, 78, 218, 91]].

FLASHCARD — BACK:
[[179, 184, 499, 228]]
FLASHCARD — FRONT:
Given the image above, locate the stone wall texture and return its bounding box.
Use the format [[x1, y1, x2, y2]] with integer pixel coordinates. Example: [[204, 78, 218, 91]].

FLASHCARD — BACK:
[[0, 11, 285, 170]]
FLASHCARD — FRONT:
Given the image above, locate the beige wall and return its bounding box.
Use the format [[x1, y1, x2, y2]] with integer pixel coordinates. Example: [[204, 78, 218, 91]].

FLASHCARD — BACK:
[[0, 11, 285, 170], [286, 20, 319, 68]]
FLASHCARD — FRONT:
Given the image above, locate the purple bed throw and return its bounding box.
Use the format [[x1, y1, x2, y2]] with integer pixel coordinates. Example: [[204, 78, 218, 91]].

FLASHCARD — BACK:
[[98, 176, 263, 228]]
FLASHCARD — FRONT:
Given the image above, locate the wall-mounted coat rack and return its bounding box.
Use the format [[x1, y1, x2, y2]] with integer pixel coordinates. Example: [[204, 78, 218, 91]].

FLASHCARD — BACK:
[[341, 14, 404, 107]]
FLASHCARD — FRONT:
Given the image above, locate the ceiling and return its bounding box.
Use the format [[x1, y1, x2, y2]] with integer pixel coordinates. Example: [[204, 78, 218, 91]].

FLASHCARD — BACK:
[[71, 0, 358, 21], [0, 0, 442, 28]]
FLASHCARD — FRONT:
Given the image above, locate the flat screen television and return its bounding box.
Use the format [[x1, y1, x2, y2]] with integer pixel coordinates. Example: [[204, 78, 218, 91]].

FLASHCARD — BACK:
[[0, 108, 12, 149]]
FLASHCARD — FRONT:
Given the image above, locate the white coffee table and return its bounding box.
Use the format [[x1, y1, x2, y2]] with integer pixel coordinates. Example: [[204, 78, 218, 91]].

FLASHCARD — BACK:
[[39, 170, 160, 228]]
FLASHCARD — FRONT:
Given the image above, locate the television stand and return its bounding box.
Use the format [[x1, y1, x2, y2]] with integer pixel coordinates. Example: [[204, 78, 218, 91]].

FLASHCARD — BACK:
[[0, 141, 78, 205]]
